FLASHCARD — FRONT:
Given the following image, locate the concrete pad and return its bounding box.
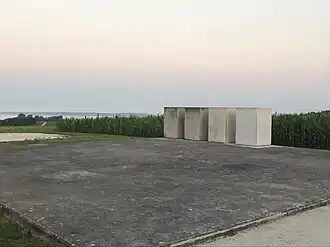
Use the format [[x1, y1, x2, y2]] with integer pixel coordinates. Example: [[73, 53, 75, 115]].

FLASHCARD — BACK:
[[236, 108, 272, 146], [199, 205, 330, 247], [0, 133, 66, 142], [1, 139, 330, 247], [164, 107, 185, 139], [208, 107, 236, 143], [184, 107, 208, 141]]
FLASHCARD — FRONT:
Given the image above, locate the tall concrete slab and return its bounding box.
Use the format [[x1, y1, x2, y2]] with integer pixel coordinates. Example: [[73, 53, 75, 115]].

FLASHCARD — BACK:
[[184, 108, 209, 141], [208, 108, 227, 143], [164, 107, 185, 139], [235, 107, 272, 146], [208, 107, 236, 143], [256, 108, 273, 146]]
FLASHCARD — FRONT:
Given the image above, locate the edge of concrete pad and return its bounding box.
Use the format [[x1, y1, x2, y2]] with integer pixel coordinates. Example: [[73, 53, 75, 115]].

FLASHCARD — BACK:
[[0, 202, 72, 247], [164, 198, 330, 247], [223, 143, 281, 149], [152, 137, 206, 143]]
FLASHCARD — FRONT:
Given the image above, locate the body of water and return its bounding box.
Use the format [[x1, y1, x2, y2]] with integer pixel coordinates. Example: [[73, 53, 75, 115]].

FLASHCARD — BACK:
[[0, 112, 149, 120]]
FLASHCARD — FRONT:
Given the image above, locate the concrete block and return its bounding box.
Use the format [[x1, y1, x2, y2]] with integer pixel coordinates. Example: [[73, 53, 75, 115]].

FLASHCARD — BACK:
[[184, 108, 209, 141], [164, 107, 185, 138], [235, 108, 272, 146], [227, 108, 237, 143], [208, 107, 236, 143]]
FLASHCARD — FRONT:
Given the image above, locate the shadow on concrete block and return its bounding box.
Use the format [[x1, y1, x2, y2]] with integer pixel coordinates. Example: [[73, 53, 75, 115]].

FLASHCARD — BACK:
[[184, 107, 209, 141], [164, 107, 185, 139], [208, 107, 236, 143]]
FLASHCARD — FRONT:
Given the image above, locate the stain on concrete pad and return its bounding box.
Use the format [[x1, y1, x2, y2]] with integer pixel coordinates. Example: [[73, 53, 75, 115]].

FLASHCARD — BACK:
[[41, 170, 106, 182], [198, 160, 215, 165], [97, 163, 138, 173], [28, 143, 50, 147], [222, 163, 264, 171], [111, 143, 122, 146]]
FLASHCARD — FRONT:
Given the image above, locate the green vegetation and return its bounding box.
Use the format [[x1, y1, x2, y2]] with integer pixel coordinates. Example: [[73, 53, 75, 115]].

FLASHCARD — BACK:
[[272, 110, 330, 150], [0, 113, 62, 126], [2, 110, 330, 149], [56, 111, 330, 150], [0, 219, 46, 247], [56, 115, 164, 137], [0, 123, 58, 134]]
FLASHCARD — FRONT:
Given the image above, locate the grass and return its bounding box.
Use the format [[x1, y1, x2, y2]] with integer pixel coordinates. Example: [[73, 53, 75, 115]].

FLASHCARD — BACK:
[[0, 124, 58, 134], [0, 219, 47, 247], [0, 123, 128, 146]]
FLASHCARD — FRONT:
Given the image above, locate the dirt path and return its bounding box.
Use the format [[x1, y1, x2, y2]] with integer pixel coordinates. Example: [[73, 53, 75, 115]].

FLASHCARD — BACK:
[[199, 205, 330, 247]]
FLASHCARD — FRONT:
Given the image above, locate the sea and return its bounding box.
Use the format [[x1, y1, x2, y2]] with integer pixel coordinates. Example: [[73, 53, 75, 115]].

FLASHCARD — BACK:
[[0, 112, 149, 120]]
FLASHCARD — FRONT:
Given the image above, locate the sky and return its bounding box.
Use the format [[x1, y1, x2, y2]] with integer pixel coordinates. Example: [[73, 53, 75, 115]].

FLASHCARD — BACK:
[[0, 0, 329, 113]]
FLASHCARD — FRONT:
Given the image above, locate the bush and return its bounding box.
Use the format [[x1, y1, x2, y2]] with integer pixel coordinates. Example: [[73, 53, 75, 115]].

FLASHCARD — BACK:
[[56, 115, 164, 137]]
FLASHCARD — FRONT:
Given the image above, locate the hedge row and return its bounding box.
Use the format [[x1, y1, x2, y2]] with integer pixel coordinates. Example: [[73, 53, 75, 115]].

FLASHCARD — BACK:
[[55, 111, 330, 150], [272, 111, 330, 150], [56, 115, 164, 138]]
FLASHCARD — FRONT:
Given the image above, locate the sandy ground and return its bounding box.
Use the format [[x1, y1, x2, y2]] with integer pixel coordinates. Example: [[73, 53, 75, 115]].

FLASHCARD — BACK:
[[0, 133, 66, 142], [199, 205, 330, 247]]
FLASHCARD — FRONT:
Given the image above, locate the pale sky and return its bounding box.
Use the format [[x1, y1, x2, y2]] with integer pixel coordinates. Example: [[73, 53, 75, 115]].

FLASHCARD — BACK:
[[0, 0, 329, 113]]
